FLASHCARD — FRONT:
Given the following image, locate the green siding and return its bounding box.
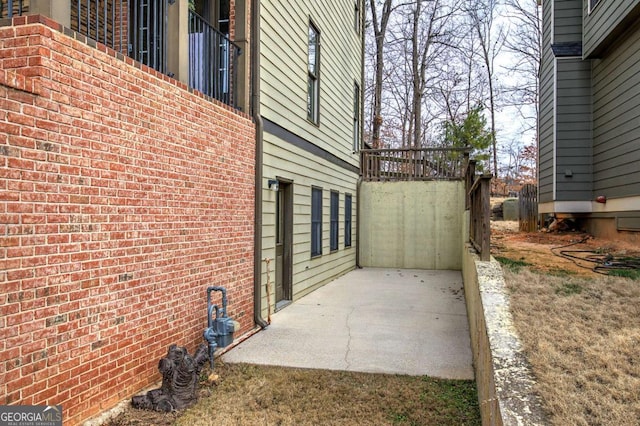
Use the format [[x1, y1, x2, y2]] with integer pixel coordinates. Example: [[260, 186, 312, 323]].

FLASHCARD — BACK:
[[258, 0, 363, 308], [538, 0, 555, 203], [553, 0, 583, 43], [261, 134, 358, 306], [583, 0, 640, 57], [540, 0, 640, 215], [592, 21, 640, 197], [554, 58, 592, 201], [256, 0, 362, 313], [260, 0, 361, 166]]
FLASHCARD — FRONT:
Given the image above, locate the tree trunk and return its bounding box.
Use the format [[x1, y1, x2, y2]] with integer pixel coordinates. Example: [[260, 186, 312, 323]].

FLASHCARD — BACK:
[[369, 0, 393, 149], [412, 0, 422, 149]]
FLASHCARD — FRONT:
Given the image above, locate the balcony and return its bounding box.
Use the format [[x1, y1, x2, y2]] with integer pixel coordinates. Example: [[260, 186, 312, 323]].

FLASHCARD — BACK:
[[189, 10, 237, 107], [0, 0, 242, 108]]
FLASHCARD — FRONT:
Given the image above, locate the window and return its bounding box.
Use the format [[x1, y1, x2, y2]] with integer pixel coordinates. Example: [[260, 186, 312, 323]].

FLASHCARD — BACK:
[[353, 82, 360, 152], [345, 194, 352, 248], [307, 22, 320, 123], [354, 1, 361, 34], [330, 191, 339, 251], [311, 187, 323, 257], [589, 0, 601, 13]]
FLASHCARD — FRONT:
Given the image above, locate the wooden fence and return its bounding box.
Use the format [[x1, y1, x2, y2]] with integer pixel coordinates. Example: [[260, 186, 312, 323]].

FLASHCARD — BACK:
[[466, 160, 491, 261], [519, 184, 538, 232]]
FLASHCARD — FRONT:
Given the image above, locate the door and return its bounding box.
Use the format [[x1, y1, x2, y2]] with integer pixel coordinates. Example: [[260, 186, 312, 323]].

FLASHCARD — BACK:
[[275, 180, 293, 310]]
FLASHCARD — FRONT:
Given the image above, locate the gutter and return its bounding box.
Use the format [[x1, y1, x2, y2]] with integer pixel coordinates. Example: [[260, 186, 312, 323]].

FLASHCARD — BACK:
[[251, 0, 268, 329]]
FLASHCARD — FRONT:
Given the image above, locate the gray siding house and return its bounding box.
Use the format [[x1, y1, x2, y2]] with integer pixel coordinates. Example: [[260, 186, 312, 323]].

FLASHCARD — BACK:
[[539, 0, 640, 241]]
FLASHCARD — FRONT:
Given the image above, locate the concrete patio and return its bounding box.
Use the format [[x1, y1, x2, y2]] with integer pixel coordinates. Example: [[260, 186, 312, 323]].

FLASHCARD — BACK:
[[222, 267, 474, 379]]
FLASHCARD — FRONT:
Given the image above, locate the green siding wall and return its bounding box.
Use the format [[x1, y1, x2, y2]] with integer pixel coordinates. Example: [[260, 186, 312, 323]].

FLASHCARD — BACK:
[[554, 0, 583, 43], [555, 58, 592, 201], [538, 0, 555, 203], [258, 0, 362, 309], [260, 0, 361, 166], [261, 134, 358, 311], [540, 0, 640, 212], [583, 0, 640, 57], [592, 20, 640, 198]]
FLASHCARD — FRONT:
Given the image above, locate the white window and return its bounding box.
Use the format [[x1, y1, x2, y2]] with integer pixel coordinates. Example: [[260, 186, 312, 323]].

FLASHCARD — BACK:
[[307, 22, 320, 124]]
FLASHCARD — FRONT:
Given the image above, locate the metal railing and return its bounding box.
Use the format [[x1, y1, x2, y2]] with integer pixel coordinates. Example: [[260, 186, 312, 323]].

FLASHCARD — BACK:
[[126, 0, 168, 73], [2, 1, 240, 108], [70, 0, 167, 73], [360, 148, 470, 181], [1, 1, 167, 73], [70, 0, 130, 59], [188, 10, 239, 107], [1, 0, 24, 17]]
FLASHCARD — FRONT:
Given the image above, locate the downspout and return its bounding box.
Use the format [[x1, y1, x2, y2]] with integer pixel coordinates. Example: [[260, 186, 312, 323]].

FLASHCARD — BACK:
[[356, 2, 365, 269], [251, 0, 269, 329], [356, 177, 363, 268]]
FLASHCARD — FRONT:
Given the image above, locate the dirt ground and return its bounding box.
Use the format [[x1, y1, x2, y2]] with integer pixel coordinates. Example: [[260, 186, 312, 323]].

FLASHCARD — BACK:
[[490, 196, 640, 276], [491, 220, 640, 277]]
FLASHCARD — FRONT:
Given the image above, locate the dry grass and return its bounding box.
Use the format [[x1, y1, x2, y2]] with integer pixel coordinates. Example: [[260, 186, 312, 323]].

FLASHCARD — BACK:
[[106, 363, 480, 426], [502, 264, 640, 425]]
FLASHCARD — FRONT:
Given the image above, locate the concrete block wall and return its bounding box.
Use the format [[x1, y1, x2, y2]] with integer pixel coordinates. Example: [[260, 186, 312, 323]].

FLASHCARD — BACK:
[[0, 16, 255, 425]]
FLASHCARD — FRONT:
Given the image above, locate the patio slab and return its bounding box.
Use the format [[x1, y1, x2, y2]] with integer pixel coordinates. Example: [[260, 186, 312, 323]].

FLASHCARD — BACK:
[[222, 268, 474, 379]]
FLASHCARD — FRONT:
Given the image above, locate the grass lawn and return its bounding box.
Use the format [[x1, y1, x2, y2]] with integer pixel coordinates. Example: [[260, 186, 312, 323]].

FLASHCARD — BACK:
[[106, 363, 480, 425], [499, 258, 640, 425]]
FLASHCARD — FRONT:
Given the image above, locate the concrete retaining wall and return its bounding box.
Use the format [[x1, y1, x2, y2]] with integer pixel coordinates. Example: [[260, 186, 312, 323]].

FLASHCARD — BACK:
[[461, 245, 547, 425], [359, 181, 464, 269]]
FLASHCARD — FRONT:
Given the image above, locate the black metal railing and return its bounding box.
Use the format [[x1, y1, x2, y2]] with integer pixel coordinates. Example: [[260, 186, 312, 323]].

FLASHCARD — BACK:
[[1, 0, 24, 18], [2, 2, 240, 107], [0, 1, 167, 73], [188, 10, 240, 107], [361, 148, 470, 181], [70, 0, 168, 73], [126, 0, 168, 73]]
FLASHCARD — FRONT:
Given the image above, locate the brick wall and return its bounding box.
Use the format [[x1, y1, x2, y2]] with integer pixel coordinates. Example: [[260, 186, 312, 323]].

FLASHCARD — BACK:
[[0, 16, 256, 425]]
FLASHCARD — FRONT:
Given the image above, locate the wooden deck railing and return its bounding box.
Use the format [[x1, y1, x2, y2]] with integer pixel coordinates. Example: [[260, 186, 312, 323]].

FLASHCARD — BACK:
[[466, 160, 491, 261], [361, 148, 470, 181]]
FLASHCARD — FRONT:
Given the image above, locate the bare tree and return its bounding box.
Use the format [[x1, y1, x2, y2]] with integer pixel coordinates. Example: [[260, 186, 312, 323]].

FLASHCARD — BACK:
[[503, 0, 542, 132], [365, 0, 520, 159], [395, 0, 457, 148], [368, 0, 395, 148], [466, 0, 506, 179]]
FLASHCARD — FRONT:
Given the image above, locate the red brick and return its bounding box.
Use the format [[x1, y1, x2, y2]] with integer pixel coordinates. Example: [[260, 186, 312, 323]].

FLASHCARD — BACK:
[[2, 19, 255, 426]]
